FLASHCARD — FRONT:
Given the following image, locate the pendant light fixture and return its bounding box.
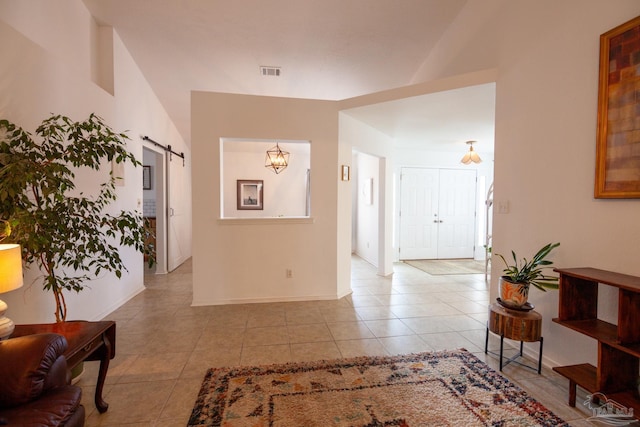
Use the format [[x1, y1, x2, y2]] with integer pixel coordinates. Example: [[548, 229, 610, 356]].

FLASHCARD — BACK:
[[460, 140, 482, 164], [265, 143, 289, 174]]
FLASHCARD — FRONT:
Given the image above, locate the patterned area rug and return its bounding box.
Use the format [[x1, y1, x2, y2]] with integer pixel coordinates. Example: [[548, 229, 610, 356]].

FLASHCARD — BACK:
[[404, 259, 487, 275], [188, 349, 568, 426]]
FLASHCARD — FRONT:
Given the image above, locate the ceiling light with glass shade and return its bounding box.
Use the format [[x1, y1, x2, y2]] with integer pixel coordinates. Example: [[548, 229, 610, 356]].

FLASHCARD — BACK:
[[461, 140, 482, 164]]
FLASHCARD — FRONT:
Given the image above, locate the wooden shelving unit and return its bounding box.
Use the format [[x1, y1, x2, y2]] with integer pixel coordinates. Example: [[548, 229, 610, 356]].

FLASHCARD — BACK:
[[552, 268, 640, 417]]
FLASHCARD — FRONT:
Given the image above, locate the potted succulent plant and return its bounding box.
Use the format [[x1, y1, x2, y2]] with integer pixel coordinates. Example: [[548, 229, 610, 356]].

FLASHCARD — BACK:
[[496, 242, 560, 308]]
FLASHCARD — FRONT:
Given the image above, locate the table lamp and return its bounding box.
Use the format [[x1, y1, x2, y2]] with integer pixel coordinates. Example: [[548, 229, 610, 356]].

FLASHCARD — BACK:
[[0, 244, 23, 340]]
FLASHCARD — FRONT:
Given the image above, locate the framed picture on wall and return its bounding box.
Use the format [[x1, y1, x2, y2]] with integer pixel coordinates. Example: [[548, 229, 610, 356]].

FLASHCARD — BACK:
[[142, 165, 152, 190], [237, 180, 264, 210], [594, 15, 640, 198]]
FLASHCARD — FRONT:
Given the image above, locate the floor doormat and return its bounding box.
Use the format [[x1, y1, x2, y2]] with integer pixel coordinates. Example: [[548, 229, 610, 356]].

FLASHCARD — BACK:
[[188, 349, 568, 426], [404, 258, 487, 275]]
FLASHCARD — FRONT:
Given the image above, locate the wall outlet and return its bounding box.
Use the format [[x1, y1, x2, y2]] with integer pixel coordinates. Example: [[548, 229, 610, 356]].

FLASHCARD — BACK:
[[286, 269, 293, 278]]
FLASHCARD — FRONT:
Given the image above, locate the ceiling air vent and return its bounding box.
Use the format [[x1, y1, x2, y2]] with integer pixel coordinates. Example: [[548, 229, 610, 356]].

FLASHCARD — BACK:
[[260, 66, 281, 77]]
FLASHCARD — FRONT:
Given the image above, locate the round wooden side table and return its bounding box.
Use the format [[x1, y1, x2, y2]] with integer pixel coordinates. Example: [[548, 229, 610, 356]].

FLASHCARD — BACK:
[[484, 302, 543, 374]]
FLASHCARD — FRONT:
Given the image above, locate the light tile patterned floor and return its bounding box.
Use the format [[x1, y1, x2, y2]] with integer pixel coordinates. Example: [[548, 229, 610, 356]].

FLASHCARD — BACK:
[[81, 256, 594, 426]]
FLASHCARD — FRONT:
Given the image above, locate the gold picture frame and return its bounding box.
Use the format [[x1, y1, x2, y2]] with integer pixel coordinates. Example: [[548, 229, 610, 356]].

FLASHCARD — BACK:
[[594, 15, 640, 198]]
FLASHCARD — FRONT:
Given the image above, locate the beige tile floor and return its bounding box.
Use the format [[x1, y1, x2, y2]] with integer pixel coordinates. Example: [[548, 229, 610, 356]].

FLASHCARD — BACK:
[[80, 256, 596, 426]]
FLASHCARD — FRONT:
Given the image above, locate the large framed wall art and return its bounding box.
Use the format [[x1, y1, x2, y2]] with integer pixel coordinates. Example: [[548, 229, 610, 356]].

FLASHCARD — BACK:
[[595, 15, 640, 198]]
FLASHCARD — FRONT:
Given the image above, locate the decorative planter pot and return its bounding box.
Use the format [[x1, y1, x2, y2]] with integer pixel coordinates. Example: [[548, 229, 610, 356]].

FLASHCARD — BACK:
[[499, 276, 529, 308], [70, 361, 84, 385]]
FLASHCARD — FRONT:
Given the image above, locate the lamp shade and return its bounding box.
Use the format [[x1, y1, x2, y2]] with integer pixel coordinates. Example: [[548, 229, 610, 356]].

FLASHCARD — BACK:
[[460, 140, 482, 164], [0, 244, 23, 293]]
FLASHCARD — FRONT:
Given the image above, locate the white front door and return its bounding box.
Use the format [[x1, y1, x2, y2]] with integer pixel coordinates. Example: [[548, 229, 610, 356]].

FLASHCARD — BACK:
[[436, 169, 477, 258], [399, 168, 439, 259], [399, 168, 477, 260]]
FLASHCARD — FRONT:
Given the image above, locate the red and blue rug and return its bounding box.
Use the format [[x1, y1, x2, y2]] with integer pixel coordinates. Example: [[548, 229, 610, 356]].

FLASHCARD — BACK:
[[188, 349, 569, 426]]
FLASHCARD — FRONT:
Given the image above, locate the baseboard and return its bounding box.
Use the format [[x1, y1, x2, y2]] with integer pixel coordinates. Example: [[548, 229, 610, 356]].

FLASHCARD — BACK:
[[192, 293, 349, 307], [94, 285, 146, 320]]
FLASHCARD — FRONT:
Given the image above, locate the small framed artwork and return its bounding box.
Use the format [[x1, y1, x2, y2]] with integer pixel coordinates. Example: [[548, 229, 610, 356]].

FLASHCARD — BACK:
[[237, 180, 263, 210], [594, 15, 640, 198], [142, 166, 152, 190], [341, 165, 350, 181]]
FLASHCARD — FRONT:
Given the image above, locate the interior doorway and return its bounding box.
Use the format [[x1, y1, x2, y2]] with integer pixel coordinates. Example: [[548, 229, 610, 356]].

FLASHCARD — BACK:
[[142, 147, 167, 274], [398, 167, 477, 260]]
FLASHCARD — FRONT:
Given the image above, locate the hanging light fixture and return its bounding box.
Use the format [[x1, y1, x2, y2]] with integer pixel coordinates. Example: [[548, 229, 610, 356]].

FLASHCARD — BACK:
[[265, 142, 290, 174], [460, 140, 482, 164]]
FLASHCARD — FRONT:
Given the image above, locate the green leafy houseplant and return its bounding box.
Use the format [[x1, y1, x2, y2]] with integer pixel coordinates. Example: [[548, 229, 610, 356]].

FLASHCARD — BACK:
[[0, 114, 154, 322], [496, 242, 560, 307]]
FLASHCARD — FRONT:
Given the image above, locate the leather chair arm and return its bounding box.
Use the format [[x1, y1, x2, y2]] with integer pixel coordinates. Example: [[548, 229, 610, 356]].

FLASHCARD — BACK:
[[0, 333, 69, 408], [45, 351, 71, 390]]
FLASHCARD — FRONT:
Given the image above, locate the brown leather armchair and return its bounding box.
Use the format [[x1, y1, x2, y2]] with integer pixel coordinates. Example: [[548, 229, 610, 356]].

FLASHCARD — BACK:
[[0, 333, 84, 426]]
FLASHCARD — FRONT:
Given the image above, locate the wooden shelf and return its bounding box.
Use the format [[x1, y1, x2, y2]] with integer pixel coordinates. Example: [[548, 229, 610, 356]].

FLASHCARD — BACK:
[[554, 268, 640, 292], [552, 318, 617, 342], [552, 268, 640, 418], [553, 364, 597, 393]]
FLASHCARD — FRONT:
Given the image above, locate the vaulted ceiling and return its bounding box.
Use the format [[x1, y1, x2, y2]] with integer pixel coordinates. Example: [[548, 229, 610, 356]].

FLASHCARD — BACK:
[[83, 0, 494, 153]]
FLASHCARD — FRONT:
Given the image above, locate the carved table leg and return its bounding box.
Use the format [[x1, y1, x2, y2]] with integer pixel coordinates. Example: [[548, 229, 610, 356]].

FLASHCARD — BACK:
[[95, 334, 112, 413]]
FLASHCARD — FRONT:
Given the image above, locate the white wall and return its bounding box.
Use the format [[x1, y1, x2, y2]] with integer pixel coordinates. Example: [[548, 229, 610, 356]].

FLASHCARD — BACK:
[[354, 152, 380, 266], [414, 0, 640, 367], [0, 0, 191, 322], [191, 92, 349, 305]]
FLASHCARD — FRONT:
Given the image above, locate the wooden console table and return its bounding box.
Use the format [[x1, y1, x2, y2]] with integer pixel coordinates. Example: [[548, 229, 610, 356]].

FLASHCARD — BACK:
[[485, 302, 543, 373], [12, 320, 116, 413], [552, 268, 640, 418]]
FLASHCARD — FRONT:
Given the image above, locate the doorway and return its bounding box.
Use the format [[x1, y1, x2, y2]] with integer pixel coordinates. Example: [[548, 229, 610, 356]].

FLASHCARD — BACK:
[[399, 167, 477, 260], [142, 147, 167, 274]]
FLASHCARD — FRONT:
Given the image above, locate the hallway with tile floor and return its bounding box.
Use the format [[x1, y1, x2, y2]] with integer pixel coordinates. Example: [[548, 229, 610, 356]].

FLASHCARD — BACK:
[[81, 256, 594, 426]]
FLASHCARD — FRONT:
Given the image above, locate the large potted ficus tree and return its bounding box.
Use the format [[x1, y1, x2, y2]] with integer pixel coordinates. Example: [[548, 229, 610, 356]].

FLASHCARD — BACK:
[[0, 114, 153, 322]]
